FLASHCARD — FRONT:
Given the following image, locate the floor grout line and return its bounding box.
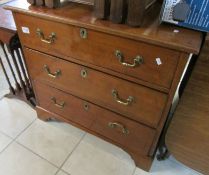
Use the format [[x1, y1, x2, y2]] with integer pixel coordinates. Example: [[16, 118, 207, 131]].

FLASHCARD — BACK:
[[15, 141, 60, 169], [0, 107, 88, 175], [56, 169, 71, 175], [0, 138, 14, 155], [0, 117, 37, 156], [0, 129, 14, 140], [0, 117, 37, 142], [13, 124, 87, 174], [14, 117, 37, 141], [54, 132, 87, 175]]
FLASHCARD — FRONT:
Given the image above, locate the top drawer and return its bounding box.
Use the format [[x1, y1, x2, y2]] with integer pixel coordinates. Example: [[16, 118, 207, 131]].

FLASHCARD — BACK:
[[15, 13, 180, 88]]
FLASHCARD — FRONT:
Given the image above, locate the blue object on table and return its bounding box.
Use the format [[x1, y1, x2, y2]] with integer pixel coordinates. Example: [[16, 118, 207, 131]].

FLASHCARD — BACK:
[[160, 0, 209, 32]]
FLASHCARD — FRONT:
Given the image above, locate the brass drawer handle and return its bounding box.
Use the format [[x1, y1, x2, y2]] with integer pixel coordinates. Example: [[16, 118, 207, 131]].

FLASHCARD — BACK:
[[36, 28, 56, 44], [44, 65, 61, 79], [112, 89, 134, 106], [108, 122, 129, 135], [51, 97, 65, 108], [115, 50, 143, 67]]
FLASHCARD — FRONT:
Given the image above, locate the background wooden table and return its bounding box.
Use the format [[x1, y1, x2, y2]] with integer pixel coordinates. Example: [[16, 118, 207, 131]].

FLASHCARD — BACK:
[[166, 34, 209, 175]]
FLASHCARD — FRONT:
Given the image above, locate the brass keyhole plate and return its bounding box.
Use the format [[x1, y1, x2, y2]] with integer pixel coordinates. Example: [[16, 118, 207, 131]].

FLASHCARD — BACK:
[[83, 102, 89, 111], [80, 28, 88, 39], [81, 69, 88, 78]]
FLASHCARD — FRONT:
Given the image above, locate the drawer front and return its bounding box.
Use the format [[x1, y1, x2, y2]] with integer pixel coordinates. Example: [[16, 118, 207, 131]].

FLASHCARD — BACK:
[[15, 13, 179, 88], [25, 48, 167, 128], [34, 81, 156, 156], [34, 81, 96, 128]]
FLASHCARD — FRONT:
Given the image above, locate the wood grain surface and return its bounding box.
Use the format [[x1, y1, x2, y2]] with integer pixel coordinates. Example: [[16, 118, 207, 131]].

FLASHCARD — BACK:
[[34, 81, 156, 157], [36, 105, 154, 170], [15, 13, 180, 89], [24, 48, 168, 128], [127, 0, 147, 27], [166, 34, 209, 175], [5, 0, 203, 171], [109, 0, 126, 23], [5, 0, 202, 54], [94, 0, 110, 19]]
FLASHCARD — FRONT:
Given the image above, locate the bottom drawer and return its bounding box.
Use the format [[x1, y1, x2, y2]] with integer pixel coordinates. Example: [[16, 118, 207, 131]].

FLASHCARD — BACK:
[[34, 81, 96, 128], [34, 81, 156, 156]]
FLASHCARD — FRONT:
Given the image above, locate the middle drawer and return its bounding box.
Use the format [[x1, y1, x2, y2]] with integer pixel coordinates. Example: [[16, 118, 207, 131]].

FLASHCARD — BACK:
[[25, 48, 167, 128]]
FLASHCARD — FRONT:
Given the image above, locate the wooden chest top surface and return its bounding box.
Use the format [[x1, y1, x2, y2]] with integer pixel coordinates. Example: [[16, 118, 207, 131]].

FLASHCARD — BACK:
[[5, 0, 202, 54]]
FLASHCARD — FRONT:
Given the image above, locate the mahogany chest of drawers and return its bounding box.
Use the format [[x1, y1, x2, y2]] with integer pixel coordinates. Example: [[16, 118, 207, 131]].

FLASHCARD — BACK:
[[6, 0, 202, 171]]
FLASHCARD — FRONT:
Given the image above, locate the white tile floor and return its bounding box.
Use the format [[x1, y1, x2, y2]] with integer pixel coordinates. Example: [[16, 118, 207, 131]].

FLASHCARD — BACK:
[[0, 97, 203, 175]]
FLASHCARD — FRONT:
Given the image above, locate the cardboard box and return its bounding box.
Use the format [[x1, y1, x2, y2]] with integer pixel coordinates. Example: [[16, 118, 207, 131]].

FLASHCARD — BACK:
[[161, 0, 209, 32]]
